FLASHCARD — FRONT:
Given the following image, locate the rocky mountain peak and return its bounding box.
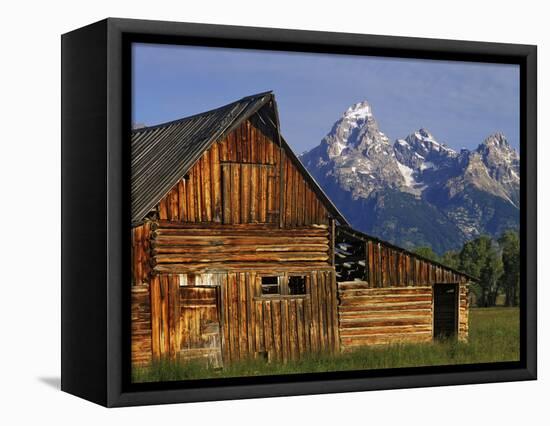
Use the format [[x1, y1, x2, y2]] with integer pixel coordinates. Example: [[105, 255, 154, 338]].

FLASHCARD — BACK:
[[417, 128, 432, 138], [394, 128, 457, 174], [478, 133, 517, 160], [472, 132, 520, 205], [322, 100, 389, 158], [410, 128, 456, 155], [343, 101, 373, 121], [301, 100, 404, 200], [476, 133, 518, 171], [483, 132, 510, 148]]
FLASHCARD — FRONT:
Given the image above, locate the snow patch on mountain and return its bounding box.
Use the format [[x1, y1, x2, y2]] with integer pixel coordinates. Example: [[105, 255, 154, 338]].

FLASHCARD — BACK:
[[345, 102, 373, 120], [397, 161, 415, 187]]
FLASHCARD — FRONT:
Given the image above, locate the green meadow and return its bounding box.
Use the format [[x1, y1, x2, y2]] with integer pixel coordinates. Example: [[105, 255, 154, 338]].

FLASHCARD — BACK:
[[132, 307, 520, 383]]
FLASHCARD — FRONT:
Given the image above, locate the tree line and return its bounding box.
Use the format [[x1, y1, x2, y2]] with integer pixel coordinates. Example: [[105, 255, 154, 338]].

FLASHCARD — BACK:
[[413, 230, 519, 307]]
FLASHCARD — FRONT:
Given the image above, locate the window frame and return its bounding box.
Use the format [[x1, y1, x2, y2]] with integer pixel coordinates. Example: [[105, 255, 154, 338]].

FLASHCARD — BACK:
[[257, 272, 309, 299], [259, 275, 282, 296]]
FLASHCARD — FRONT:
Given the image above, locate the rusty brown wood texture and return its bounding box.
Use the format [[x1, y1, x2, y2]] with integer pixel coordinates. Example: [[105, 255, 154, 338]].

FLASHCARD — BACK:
[[149, 222, 330, 274], [154, 119, 329, 227], [178, 286, 222, 367], [131, 284, 152, 365], [336, 227, 469, 287], [143, 271, 338, 363], [131, 222, 151, 285], [220, 270, 339, 362], [338, 284, 433, 349], [338, 282, 469, 350]]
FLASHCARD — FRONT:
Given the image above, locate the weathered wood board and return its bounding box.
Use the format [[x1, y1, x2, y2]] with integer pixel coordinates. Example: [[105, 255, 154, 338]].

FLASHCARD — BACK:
[[336, 227, 469, 287], [143, 270, 339, 364], [149, 223, 330, 274], [131, 284, 152, 365]]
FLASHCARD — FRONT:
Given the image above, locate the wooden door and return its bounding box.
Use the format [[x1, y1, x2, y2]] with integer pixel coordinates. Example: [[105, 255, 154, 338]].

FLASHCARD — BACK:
[[433, 284, 458, 339], [179, 286, 222, 367]]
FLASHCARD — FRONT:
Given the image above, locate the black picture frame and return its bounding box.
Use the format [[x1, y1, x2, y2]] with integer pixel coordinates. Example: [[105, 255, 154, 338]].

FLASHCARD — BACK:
[[61, 17, 537, 407]]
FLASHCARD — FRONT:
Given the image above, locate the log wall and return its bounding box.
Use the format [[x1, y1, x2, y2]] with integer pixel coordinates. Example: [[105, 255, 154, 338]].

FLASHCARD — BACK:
[[149, 222, 330, 274], [338, 282, 469, 350], [131, 284, 152, 365], [154, 119, 330, 227], [338, 284, 433, 349]]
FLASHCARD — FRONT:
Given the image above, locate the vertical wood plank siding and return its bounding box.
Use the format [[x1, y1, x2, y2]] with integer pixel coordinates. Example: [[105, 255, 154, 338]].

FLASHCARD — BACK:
[[336, 227, 468, 287], [131, 284, 152, 365], [131, 222, 151, 285], [154, 119, 330, 227], [147, 271, 339, 362]]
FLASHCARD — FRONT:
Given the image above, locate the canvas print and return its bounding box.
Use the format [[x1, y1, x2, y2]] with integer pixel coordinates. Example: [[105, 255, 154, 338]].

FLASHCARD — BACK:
[[130, 44, 520, 383]]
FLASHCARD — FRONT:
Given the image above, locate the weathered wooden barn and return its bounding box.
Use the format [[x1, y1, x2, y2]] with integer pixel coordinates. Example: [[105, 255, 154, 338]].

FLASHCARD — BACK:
[[334, 227, 470, 351], [131, 92, 473, 367]]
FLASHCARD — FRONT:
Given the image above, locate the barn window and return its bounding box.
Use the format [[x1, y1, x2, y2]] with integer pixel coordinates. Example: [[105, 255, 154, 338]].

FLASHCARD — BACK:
[[261, 276, 280, 295], [259, 274, 309, 298], [288, 276, 306, 295]]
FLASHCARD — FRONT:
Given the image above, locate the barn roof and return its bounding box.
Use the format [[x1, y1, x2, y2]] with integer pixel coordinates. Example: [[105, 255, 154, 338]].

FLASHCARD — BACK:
[[337, 225, 477, 281], [131, 91, 349, 226]]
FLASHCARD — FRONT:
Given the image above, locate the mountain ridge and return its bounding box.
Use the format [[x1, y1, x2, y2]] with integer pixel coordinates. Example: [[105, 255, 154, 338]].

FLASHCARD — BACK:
[[300, 100, 520, 254]]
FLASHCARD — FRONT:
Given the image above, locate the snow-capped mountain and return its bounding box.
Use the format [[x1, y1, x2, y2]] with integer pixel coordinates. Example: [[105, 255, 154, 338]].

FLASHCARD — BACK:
[[304, 101, 405, 199], [300, 101, 520, 253]]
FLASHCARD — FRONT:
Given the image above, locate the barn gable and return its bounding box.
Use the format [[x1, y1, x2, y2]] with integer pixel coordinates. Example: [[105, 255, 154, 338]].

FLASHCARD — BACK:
[[131, 91, 348, 227]]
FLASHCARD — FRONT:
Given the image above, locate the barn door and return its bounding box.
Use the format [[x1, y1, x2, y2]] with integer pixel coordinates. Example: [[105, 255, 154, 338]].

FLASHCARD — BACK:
[[433, 284, 458, 339], [179, 286, 222, 367]]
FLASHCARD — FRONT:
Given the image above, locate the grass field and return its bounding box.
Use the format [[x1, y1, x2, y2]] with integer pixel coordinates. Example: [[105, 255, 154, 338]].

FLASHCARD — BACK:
[[132, 307, 520, 383]]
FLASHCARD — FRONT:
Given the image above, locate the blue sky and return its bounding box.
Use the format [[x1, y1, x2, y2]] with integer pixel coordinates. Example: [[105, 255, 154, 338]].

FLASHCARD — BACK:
[[132, 43, 520, 154]]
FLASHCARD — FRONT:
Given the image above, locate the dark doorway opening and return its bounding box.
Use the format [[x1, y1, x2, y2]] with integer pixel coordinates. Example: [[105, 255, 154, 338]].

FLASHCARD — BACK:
[[433, 284, 458, 339]]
